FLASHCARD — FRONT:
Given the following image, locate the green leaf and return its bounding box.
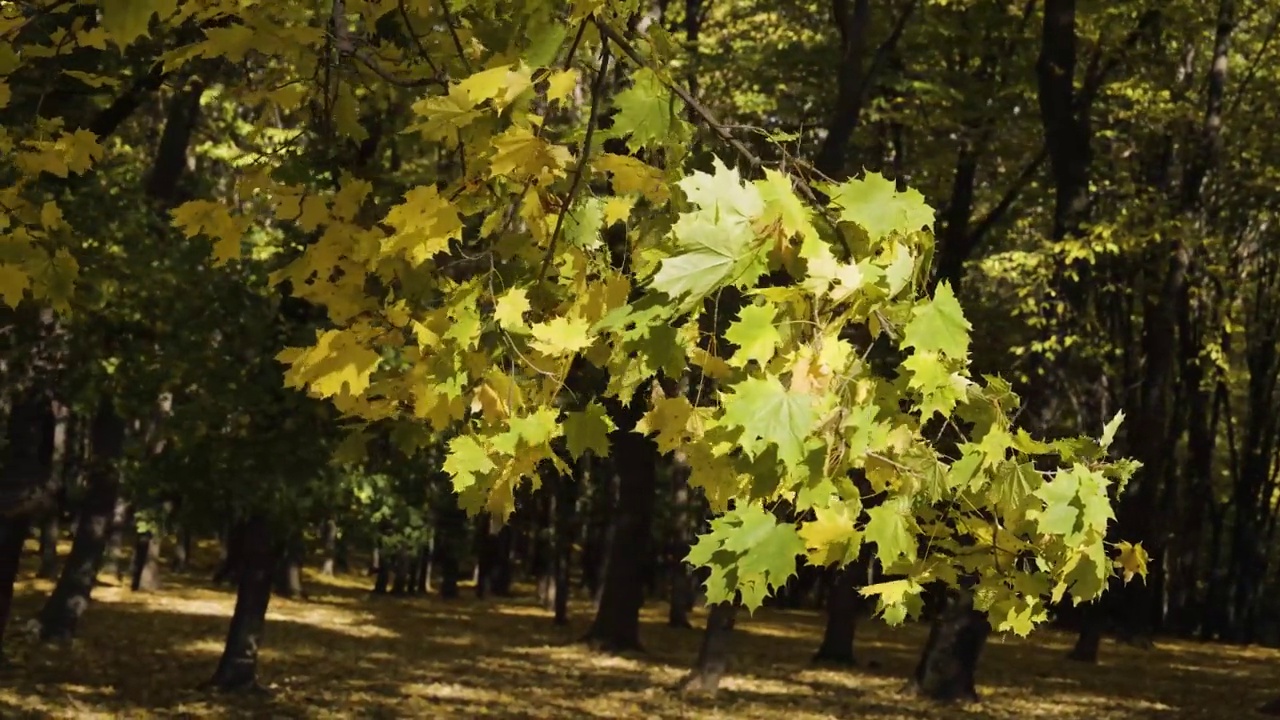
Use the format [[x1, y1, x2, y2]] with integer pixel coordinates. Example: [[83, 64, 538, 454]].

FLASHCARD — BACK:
[[1100, 410, 1125, 450], [611, 67, 686, 151], [101, 0, 175, 48], [826, 171, 934, 244], [902, 282, 972, 359], [563, 401, 614, 459], [864, 495, 917, 565], [443, 436, 496, 492], [724, 302, 782, 367], [721, 375, 816, 469]]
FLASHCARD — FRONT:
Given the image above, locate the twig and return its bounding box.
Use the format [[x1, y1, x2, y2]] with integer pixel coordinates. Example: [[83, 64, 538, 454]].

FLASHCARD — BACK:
[[437, 0, 473, 74], [592, 16, 822, 207], [348, 48, 446, 88], [537, 44, 612, 284], [397, 0, 443, 78]]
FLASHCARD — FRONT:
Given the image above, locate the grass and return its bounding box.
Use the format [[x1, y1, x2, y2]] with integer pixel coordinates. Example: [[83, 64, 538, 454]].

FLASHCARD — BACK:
[[2, 547, 1277, 718]]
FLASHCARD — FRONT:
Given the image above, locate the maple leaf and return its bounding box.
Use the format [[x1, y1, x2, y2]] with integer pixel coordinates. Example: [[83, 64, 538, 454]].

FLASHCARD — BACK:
[[529, 316, 593, 356], [826, 171, 935, 243], [443, 435, 496, 491], [755, 168, 818, 241], [902, 282, 972, 360], [563, 402, 614, 459], [798, 502, 862, 566], [724, 302, 782, 367], [720, 375, 816, 470], [635, 396, 694, 454], [677, 157, 764, 223], [493, 287, 531, 330], [594, 153, 670, 203], [864, 496, 917, 565], [0, 264, 30, 307], [610, 67, 686, 151], [1114, 540, 1149, 583]]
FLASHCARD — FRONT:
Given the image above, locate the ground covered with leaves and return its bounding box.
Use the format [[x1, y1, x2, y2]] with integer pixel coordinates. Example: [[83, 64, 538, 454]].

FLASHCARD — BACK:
[[1, 566, 1275, 719]]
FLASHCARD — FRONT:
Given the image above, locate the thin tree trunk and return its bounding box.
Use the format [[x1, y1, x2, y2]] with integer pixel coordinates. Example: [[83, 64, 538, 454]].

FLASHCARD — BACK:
[[909, 587, 990, 702], [207, 514, 277, 692], [273, 536, 304, 599], [130, 530, 162, 592], [0, 517, 31, 662], [320, 519, 338, 577], [667, 454, 694, 629], [813, 564, 860, 664], [37, 396, 125, 642], [678, 603, 737, 694], [36, 513, 60, 579], [553, 457, 581, 626], [582, 411, 658, 653], [98, 497, 130, 584]]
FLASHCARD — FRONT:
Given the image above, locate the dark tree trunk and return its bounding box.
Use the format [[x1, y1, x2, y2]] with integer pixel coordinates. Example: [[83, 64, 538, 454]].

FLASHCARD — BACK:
[[37, 513, 60, 579], [391, 550, 409, 595], [813, 564, 860, 664], [207, 514, 277, 692], [678, 603, 737, 694], [667, 455, 695, 629], [909, 588, 990, 703], [171, 525, 192, 572], [0, 517, 31, 661], [37, 397, 125, 642], [1067, 603, 1104, 662], [582, 412, 658, 653], [553, 459, 580, 625], [435, 501, 464, 600], [372, 553, 391, 595], [130, 530, 162, 592], [490, 523, 514, 596], [212, 520, 244, 585]]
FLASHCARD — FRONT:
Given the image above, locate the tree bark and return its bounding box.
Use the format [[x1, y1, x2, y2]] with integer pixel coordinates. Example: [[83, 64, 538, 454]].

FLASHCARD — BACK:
[[130, 530, 162, 592], [678, 603, 737, 694], [582, 400, 658, 653], [36, 513, 60, 579], [320, 519, 338, 577], [0, 517, 31, 662], [273, 536, 304, 599], [909, 588, 990, 702], [813, 564, 860, 664], [667, 454, 694, 629], [207, 514, 277, 692], [97, 497, 130, 584], [37, 396, 125, 642]]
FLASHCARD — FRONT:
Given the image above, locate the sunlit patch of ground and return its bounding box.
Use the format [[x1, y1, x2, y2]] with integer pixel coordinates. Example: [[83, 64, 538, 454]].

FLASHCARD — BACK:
[[2, 548, 1279, 718]]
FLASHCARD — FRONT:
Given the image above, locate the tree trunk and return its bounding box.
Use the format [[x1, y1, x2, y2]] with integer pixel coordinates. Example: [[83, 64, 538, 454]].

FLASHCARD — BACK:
[[320, 519, 338, 577], [582, 418, 657, 653], [416, 537, 433, 594], [36, 513, 60, 579], [667, 454, 695, 629], [678, 603, 737, 694], [490, 523, 514, 596], [908, 587, 990, 703], [212, 520, 244, 585], [1067, 602, 1104, 662], [813, 564, 860, 664], [98, 497, 130, 584], [171, 524, 191, 572], [130, 530, 162, 592], [553, 458, 580, 626], [37, 396, 125, 642], [0, 517, 31, 662], [207, 514, 277, 692], [273, 535, 304, 599]]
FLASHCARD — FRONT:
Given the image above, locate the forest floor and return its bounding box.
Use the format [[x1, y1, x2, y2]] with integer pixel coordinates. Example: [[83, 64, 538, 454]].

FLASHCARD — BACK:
[[1, 556, 1277, 719]]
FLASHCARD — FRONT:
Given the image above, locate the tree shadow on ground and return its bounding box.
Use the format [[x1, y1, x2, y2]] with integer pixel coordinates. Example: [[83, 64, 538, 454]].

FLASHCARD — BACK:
[[3, 567, 1278, 719]]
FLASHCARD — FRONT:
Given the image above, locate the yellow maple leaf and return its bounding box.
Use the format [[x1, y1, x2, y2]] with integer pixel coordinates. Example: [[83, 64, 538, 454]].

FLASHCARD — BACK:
[[278, 329, 383, 399], [171, 200, 247, 265], [1114, 540, 1149, 583], [545, 68, 579, 103], [602, 195, 636, 226], [594, 153, 669, 203], [529, 316, 592, 356], [381, 185, 463, 265], [635, 396, 694, 454], [488, 125, 570, 183], [493, 287, 531, 330], [798, 502, 861, 566], [0, 263, 30, 307]]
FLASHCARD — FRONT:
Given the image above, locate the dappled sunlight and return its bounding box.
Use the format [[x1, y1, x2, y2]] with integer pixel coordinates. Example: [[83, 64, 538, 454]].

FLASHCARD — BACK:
[[2, 569, 1279, 718]]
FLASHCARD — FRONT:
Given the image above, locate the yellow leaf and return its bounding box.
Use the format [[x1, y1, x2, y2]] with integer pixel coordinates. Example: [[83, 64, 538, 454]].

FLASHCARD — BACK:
[[529, 316, 592, 356], [488, 125, 570, 183], [0, 264, 29, 307], [1115, 540, 1148, 583], [635, 396, 694, 453], [594, 153, 669, 203], [172, 200, 246, 265], [100, 0, 176, 48], [493, 287, 531, 331], [798, 502, 861, 566], [40, 201, 63, 230], [382, 186, 463, 265], [279, 329, 383, 399], [545, 68, 579, 103], [602, 195, 636, 226]]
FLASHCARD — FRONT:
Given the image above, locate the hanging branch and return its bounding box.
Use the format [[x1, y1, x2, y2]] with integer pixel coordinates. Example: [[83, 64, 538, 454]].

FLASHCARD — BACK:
[[592, 16, 823, 206], [537, 44, 613, 283]]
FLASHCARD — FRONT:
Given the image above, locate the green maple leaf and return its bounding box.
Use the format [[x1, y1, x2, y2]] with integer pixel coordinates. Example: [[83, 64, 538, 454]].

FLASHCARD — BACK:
[[651, 250, 737, 301], [901, 349, 966, 419], [798, 502, 861, 566], [563, 401, 614, 459], [882, 241, 916, 297], [864, 496, 917, 565], [443, 435, 496, 491], [1034, 470, 1081, 537], [1100, 410, 1125, 450], [721, 375, 816, 469], [827, 171, 935, 244], [902, 282, 972, 359], [611, 67, 685, 151], [509, 407, 561, 447], [101, 0, 176, 48], [724, 302, 782, 367], [755, 168, 817, 241], [677, 157, 764, 222]]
